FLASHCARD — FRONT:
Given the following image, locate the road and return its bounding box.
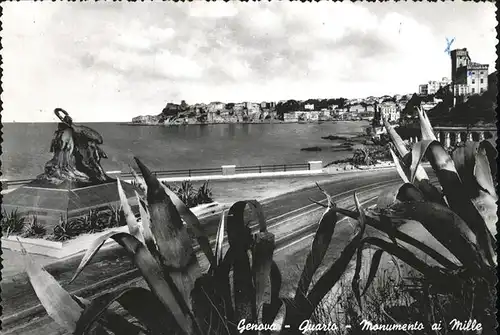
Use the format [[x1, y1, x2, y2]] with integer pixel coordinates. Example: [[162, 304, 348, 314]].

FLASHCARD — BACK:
[[1, 169, 401, 334]]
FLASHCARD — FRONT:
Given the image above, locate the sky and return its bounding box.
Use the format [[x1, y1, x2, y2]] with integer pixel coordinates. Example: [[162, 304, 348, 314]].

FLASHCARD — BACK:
[[1, 1, 497, 122]]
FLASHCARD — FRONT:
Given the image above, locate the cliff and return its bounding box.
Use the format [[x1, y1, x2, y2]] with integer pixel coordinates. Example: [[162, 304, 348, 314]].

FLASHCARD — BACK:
[[132, 101, 276, 125], [131, 115, 161, 124]]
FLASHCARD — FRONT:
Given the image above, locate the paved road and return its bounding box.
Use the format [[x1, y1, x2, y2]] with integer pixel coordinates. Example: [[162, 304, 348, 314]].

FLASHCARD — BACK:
[[1, 169, 402, 334]]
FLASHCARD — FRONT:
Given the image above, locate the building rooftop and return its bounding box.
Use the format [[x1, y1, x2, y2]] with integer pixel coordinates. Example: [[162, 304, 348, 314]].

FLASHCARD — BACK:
[[468, 62, 489, 69]]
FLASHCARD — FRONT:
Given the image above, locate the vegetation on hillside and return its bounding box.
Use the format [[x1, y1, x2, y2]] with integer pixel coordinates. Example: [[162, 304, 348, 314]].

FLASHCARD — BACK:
[[401, 72, 497, 128]]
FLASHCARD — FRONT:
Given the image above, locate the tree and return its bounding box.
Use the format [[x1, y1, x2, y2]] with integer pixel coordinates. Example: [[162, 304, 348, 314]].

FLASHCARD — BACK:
[[276, 99, 300, 119], [399, 93, 422, 124], [180, 100, 189, 111]]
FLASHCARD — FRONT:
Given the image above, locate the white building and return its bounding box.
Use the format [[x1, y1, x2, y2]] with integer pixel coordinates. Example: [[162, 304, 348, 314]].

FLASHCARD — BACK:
[[304, 104, 315, 111], [378, 101, 400, 124]]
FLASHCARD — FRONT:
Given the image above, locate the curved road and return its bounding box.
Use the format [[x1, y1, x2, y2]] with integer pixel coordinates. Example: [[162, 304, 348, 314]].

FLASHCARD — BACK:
[[2, 169, 404, 334]]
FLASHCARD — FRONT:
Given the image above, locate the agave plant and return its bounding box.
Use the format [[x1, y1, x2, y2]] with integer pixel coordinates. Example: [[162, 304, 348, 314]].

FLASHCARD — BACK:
[[1, 208, 26, 236], [195, 181, 213, 205], [308, 107, 497, 333], [21, 214, 46, 238]]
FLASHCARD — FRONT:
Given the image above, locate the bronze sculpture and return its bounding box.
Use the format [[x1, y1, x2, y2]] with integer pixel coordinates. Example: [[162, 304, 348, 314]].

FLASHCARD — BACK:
[[36, 108, 113, 187]]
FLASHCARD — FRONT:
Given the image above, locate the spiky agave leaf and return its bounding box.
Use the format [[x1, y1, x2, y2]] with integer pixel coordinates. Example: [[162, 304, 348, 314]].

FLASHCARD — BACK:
[[226, 201, 257, 324], [451, 141, 483, 198], [350, 193, 369, 310], [252, 231, 275, 320], [361, 249, 384, 296], [72, 295, 145, 335], [376, 183, 405, 209], [474, 146, 497, 199], [383, 117, 429, 182], [262, 261, 282, 326], [135, 157, 202, 313], [74, 287, 176, 335], [135, 190, 158, 256], [191, 274, 232, 335], [214, 210, 226, 268], [130, 165, 147, 194], [417, 107, 437, 141], [117, 178, 143, 242], [304, 193, 367, 317], [396, 220, 461, 268], [248, 199, 268, 232], [388, 201, 490, 275], [80, 232, 194, 334], [296, 201, 339, 299], [160, 182, 216, 267], [330, 205, 462, 269], [19, 238, 83, 332], [360, 237, 460, 293], [315, 182, 336, 207], [472, 148, 498, 240], [383, 117, 408, 158], [410, 140, 496, 266], [390, 147, 410, 183], [70, 231, 127, 284]]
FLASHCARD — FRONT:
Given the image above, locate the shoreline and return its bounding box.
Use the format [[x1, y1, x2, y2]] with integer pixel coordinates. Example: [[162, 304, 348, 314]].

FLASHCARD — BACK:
[[120, 120, 365, 126]]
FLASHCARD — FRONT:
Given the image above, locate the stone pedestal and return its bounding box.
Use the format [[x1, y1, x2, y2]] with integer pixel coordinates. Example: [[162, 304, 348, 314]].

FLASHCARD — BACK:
[[308, 161, 323, 171], [2, 180, 139, 231], [221, 165, 236, 176]]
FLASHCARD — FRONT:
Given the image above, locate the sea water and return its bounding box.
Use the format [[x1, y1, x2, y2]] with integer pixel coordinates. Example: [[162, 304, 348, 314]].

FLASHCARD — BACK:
[[1, 121, 369, 180]]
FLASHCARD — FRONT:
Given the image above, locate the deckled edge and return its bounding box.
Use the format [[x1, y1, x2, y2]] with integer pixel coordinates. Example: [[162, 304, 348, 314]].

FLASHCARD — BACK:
[[0, 2, 5, 330]]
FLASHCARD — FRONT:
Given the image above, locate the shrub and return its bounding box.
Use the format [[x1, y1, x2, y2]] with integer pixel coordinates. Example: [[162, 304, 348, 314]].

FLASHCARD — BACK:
[[175, 180, 196, 207], [48, 206, 123, 241], [21, 215, 46, 238], [352, 146, 376, 166], [1, 208, 26, 236], [195, 181, 213, 205], [50, 216, 86, 242], [161, 180, 214, 208]]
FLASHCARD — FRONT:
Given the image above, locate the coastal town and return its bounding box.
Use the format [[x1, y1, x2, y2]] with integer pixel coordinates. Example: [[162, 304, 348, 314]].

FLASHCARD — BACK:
[[132, 47, 496, 128]]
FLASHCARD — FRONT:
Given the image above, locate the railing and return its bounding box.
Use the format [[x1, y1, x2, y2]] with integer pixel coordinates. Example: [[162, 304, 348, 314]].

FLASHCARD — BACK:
[[120, 167, 223, 180], [1, 162, 318, 190], [236, 163, 309, 174]]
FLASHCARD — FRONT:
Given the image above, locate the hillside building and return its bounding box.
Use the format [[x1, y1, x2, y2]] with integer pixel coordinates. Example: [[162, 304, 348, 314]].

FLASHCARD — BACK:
[[418, 78, 451, 96], [377, 101, 400, 125], [450, 48, 489, 101]]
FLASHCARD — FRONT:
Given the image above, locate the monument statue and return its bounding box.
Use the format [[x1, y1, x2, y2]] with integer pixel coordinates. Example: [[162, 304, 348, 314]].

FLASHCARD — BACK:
[[35, 108, 113, 187]]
